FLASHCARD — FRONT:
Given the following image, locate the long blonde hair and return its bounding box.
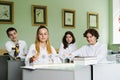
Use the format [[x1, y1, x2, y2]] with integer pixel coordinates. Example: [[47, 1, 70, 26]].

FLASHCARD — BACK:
[[35, 25, 52, 56]]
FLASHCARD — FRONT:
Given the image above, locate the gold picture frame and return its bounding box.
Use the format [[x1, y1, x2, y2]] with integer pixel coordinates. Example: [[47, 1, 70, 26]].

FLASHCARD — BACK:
[[87, 12, 99, 29], [62, 9, 76, 28], [0, 1, 14, 24], [32, 5, 48, 26]]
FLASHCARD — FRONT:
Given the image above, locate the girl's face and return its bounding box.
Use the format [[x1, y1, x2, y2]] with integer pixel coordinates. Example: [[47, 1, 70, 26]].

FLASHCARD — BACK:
[[8, 30, 18, 42], [38, 28, 49, 43], [66, 34, 73, 44], [86, 33, 97, 45]]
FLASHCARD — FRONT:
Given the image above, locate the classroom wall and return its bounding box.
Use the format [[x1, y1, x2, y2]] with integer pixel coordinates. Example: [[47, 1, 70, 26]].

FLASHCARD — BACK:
[[0, 0, 109, 50]]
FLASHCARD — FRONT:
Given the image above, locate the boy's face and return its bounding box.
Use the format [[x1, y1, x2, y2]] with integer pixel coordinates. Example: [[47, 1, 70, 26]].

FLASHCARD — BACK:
[[8, 30, 18, 42]]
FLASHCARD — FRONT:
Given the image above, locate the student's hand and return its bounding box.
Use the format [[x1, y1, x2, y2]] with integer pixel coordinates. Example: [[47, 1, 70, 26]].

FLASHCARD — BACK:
[[64, 54, 69, 57], [68, 53, 72, 56], [65, 53, 72, 57], [29, 57, 34, 63], [29, 55, 38, 63]]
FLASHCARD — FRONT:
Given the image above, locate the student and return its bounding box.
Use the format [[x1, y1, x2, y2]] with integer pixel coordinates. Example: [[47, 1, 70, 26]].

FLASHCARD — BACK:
[[25, 25, 61, 66], [58, 31, 77, 63], [71, 29, 107, 63], [5, 27, 28, 60]]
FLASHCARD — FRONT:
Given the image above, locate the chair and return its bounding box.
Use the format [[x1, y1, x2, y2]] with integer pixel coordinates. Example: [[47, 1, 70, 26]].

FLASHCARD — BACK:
[[55, 48, 59, 53], [0, 49, 8, 55]]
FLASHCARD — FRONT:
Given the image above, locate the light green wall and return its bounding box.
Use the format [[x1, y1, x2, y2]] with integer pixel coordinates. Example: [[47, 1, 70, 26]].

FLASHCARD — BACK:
[[0, 0, 109, 50]]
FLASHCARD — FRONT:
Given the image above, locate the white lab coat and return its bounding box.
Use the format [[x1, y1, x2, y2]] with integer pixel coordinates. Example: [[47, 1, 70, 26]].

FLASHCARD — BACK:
[[72, 42, 107, 63], [25, 44, 61, 66], [5, 40, 28, 59], [58, 43, 77, 59]]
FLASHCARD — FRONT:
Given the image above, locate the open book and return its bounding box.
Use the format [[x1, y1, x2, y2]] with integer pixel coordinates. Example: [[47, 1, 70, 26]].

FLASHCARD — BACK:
[[21, 63, 75, 70], [21, 66, 36, 70]]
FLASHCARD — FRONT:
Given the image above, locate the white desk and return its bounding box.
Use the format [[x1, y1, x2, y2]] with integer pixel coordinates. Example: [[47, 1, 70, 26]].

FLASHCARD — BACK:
[[22, 63, 120, 80], [22, 64, 91, 80], [93, 64, 120, 80]]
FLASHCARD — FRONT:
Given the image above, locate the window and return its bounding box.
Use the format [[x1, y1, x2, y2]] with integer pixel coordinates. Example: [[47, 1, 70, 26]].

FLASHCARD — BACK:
[[113, 0, 120, 44]]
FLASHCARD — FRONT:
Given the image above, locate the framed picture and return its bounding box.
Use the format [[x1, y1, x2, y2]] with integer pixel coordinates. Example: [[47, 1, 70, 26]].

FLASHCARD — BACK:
[[32, 5, 48, 26], [0, 1, 14, 24], [62, 9, 76, 28], [87, 12, 99, 29]]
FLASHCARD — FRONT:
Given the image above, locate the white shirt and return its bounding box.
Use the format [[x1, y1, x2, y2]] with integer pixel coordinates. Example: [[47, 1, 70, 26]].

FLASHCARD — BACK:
[[58, 43, 77, 59], [25, 44, 61, 66], [72, 42, 107, 63], [5, 40, 28, 59]]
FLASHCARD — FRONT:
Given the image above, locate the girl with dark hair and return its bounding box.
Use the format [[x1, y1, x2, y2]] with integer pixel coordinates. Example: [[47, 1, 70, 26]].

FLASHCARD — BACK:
[[58, 31, 77, 63]]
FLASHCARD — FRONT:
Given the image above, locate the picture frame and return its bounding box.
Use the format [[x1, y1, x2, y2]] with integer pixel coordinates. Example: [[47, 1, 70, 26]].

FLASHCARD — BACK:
[[32, 5, 48, 26], [0, 1, 14, 24], [87, 12, 99, 29], [62, 9, 76, 28]]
